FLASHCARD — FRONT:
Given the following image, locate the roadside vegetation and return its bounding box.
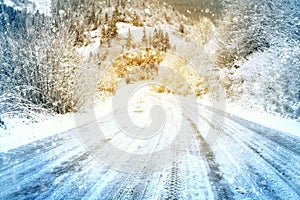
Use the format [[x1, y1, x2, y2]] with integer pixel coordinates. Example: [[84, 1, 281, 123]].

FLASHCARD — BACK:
[[0, 0, 299, 128]]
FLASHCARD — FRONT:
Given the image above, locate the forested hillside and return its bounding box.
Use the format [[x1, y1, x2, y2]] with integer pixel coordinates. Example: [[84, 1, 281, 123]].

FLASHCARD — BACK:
[[0, 0, 299, 128]]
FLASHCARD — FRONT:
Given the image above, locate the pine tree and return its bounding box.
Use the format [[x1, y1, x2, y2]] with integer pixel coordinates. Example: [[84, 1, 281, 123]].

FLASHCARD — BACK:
[[179, 24, 184, 34], [158, 28, 164, 41], [158, 28, 164, 50], [74, 22, 84, 46], [132, 11, 142, 26], [152, 28, 158, 48], [108, 17, 118, 38], [164, 32, 170, 51], [126, 28, 132, 50], [141, 27, 148, 47], [148, 34, 152, 48], [100, 25, 107, 46], [112, 6, 119, 23], [121, 0, 126, 9], [105, 13, 108, 24]]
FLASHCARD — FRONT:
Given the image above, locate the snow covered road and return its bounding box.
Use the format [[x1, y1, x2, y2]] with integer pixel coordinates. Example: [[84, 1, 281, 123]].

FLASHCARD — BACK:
[[0, 97, 300, 199]]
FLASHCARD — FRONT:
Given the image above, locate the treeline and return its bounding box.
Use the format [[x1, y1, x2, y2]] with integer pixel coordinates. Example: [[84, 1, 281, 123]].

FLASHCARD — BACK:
[[0, 3, 80, 123], [215, 0, 300, 119], [125, 27, 172, 51], [51, 0, 143, 46], [0, 0, 181, 126], [216, 0, 300, 68]]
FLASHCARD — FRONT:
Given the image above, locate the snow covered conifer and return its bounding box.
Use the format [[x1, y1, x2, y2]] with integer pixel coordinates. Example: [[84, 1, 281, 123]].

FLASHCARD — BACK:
[[152, 28, 158, 49], [126, 28, 133, 50], [108, 17, 118, 38], [132, 11, 142, 26], [148, 34, 152, 48], [100, 26, 107, 46], [141, 27, 148, 47], [105, 13, 108, 24], [179, 23, 184, 34], [163, 32, 170, 51]]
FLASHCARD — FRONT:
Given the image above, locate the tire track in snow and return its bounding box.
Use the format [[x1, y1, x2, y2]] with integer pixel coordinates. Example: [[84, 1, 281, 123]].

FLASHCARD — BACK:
[[186, 116, 234, 200], [1, 98, 299, 199], [162, 160, 184, 200], [0, 119, 121, 199], [203, 105, 300, 155], [100, 122, 167, 200], [195, 105, 300, 199]]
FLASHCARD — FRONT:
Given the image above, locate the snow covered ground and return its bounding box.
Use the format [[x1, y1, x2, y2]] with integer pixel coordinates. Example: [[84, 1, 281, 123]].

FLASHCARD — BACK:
[[1, 95, 299, 151], [198, 99, 300, 138], [0, 90, 299, 199], [29, 0, 52, 15], [0, 100, 112, 152], [1, 23, 299, 197], [1, 2, 299, 199]]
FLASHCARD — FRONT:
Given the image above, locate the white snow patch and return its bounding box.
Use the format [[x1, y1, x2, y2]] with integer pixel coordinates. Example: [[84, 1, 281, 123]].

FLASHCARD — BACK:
[[29, 0, 51, 15], [3, 0, 13, 7], [90, 29, 101, 38], [198, 99, 300, 137], [3, 0, 51, 15], [0, 100, 112, 152], [144, 8, 151, 15], [117, 22, 141, 35], [78, 39, 101, 59]]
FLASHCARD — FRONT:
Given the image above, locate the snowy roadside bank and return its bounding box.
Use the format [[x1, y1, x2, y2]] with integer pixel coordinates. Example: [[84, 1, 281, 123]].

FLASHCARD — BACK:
[[197, 99, 300, 138], [1, 96, 299, 153], [0, 100, 113, 152]]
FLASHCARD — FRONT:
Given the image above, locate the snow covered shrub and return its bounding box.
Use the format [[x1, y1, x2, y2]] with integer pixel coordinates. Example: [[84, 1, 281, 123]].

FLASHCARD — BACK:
[[216, 0, 299, 68], [215, 0, 300, 119], [215, 0, 274, 67], [0, 4, 82, 120], [227, 41, 300, 119]]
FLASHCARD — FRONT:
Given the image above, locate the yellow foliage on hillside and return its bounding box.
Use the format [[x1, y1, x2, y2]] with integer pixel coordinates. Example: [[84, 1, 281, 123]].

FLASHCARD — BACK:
[[97, 49, 165, 96], [150, 53, 208, 97]]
